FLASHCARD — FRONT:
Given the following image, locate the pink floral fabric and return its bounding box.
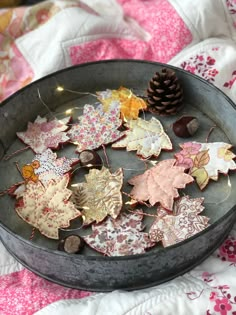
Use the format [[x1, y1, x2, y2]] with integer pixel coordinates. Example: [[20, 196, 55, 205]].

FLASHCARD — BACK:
[[0, 269, 91, 315], [16, 116, 70, 154], [67, 104, 123, 152], [180, 50, 219, 83], [224, 70, 236, 89], [226, 0, 236, 28], [0, 2, 82, 102], [69, 0, 192, 65], [218, 237, 236, 263]]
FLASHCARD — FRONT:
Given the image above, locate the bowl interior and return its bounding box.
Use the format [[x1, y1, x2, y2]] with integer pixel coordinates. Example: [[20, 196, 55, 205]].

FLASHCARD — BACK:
[[0, 60, 235, 255]]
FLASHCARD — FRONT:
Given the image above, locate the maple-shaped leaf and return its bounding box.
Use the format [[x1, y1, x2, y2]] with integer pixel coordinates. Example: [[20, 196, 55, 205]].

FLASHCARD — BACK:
[[15, 149, 78, 198], [128, 159, 193, 211], [72, 167, 123, 225], [83, 210, 154, 256], [67, 104, 123, 153], [32, 149, 78, 183], [97, 86, 147, 120], [16, 116, 70, 154], [15, 175, 81, 239], [149, 196, 210, 247], [112, 117, 172, 159], [175, 142, 236, 190]]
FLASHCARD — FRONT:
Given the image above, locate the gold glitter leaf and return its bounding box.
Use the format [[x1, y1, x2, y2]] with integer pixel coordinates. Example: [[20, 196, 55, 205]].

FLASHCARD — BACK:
[[72, 167, 123, 225]]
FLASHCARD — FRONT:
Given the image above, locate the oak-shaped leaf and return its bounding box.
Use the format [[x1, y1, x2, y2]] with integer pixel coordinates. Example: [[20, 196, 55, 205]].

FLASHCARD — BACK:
[[112, 117, 172, 159], [83, 210, 155, 256], [72, 167, 123, 225], [97, 86, 147, 120], [15, 175, 81, 239], [67, 104, 123, 153], [16, 116, 70, 154], [128, 159, 193, 211], [175, 142, 236, 190], [15, 149, 78, 198], [149, 195, 210, 247]]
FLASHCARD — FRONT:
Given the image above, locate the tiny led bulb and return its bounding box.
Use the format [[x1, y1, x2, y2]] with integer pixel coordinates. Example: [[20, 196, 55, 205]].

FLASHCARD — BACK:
[[56, 86, 64, 92], [65, 109, 73, 115]]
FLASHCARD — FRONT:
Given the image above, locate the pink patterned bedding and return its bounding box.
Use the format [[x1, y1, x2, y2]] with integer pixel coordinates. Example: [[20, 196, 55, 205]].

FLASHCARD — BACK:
[[0, 0, 236, 314]]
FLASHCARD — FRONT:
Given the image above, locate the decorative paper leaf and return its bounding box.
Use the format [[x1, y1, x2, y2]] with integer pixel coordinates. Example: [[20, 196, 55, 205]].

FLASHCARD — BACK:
[[97, 86, 147, 120], [128, 159, 193, 211], [175, 142, 236, 190], [15, 149, 78, 198], [83, 210, 154, 256], [72, 167, 123, 225], [15, 175, 81, 239], [16, 116, 70, 154], [67, 104, 123, 152], [112, 117, 172, 159], [149, 195, 210, 247], [32, 149, 78, 183]]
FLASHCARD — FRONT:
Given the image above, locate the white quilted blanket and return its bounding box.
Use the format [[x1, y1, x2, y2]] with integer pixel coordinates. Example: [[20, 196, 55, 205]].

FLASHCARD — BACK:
[[0, 0, 236, 314]]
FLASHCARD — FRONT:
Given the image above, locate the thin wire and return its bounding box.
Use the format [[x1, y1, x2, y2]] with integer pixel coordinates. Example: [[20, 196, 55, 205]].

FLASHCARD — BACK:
[[57, 87, 97, 98], [37, 88, 55, 119]]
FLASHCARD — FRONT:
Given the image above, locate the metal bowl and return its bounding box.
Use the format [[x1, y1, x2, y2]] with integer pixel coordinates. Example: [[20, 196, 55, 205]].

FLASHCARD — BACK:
[[0, 60, 235, 291]]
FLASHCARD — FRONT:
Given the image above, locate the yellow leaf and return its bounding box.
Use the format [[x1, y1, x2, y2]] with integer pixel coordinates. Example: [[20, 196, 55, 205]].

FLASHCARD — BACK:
[[97, 86, 147, 120], [0, 10, 13, 33], [193, 150, 210, 168], [218, 146, 235, 161], [190, 167, 209, 190]]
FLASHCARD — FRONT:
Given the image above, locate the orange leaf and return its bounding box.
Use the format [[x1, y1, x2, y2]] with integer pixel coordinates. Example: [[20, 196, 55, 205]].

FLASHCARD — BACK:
[[193, 150, 210, 168], [97, 87, 147, 120]]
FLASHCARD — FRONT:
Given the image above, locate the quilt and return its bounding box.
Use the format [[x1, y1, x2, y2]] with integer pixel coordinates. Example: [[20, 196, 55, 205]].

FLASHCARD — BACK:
[[0, 0, 236, 314]]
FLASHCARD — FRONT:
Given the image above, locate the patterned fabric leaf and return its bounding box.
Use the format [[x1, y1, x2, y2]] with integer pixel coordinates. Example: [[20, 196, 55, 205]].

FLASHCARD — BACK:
[[16, 116, 70, 154], [67, 104, 123, 152], [83, 210, 154, 256], [128, 159, 193, 211], [175, 142, 236, 190], [112, 117, 172, 159], [15, 175, 81, 239], [15, 149, 78, 198], [97, 86, 147, 120], [149, 195, 210, 247], [72, 167, 123, 225]]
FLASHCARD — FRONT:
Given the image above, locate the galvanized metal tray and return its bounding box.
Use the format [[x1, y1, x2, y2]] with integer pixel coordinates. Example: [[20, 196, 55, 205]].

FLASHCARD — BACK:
[[0, 60, 235, 291]]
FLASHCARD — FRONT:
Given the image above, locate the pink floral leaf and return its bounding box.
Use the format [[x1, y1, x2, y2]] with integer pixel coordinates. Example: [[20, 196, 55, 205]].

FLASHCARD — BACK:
[[175, 142, 236, 190], [83, 210, 155, 256], [149, 195, 210, 247], [15, 175, 81, 239], [16, 116, 70, 154], [128, 159, 193, 211], [67, 104, 123, 153]]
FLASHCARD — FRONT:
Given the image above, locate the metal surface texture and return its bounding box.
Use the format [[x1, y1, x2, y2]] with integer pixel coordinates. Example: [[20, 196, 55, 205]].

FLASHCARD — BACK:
[[0, 60, 235, 291]]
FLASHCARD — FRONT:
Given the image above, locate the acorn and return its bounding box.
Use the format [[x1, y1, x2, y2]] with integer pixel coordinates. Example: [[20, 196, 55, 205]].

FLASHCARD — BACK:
[[79, 150, 102, 170], [58, 234, 84, 254], [173, 116, 199, 138]]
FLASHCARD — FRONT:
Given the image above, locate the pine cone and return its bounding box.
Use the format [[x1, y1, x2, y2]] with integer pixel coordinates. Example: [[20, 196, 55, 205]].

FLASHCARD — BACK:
[[147, 68, 184, 116]]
